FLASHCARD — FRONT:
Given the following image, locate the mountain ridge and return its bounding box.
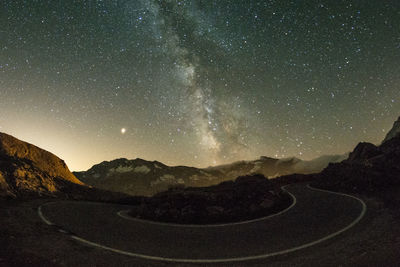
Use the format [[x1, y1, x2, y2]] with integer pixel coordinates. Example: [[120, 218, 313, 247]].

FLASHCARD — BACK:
[[74, 153, 347, 196], [312, 130, 400, 197], [0, 132, 84, 198]]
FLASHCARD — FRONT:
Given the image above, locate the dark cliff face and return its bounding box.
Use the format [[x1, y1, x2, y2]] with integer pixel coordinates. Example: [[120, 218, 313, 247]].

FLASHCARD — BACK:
[[383, 116, 400, 144], [345, 142, 380, 163], [313, 132, 400, 195], [0, 132, 84, 198]]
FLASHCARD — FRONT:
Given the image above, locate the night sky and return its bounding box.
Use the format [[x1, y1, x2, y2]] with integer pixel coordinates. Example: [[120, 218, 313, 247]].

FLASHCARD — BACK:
[[1, 0, 399, 171]]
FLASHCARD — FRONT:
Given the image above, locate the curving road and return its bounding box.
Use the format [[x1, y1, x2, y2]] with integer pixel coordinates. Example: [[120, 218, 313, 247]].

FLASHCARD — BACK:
[[38, 184, 366, 263]]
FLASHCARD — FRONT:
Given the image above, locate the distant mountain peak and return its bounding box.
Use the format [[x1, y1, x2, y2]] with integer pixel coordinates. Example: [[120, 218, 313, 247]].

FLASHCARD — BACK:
[[383, 116, 400, 143], [75, 151, 347, 196]]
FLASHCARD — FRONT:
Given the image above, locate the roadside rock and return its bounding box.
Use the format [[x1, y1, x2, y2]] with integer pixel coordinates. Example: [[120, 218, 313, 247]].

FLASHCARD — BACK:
[[129, 174, 293, 224]]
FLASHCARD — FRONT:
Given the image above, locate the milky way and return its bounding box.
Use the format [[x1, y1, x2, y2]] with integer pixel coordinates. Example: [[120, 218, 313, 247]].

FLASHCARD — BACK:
[[0, 0, 399, 170], [148, 0, 250, 164]]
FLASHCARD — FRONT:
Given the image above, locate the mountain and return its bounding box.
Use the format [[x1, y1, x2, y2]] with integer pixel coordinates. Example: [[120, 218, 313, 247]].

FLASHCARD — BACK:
[[74, 158, 224, 196], [345, 142, 381, 163], [130, 115, 400, 227], [312, 130, 400, 197], [383, 116, 400, 143], [207, 154, 348, 179], [74, 154, 347, 196], [0, 132, 83, 198]]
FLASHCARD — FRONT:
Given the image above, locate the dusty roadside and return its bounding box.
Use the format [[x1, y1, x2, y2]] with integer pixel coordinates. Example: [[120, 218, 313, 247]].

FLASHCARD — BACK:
[[1, 195, 399, 267]]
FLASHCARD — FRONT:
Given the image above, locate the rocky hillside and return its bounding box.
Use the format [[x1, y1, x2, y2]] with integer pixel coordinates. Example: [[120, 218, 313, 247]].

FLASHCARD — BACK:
[[312, 130, 400, 199], [0, 132, 83, 198], [75, 154, 346, 196], [128, 174, 292, 224], [382, 116, 400, 143]]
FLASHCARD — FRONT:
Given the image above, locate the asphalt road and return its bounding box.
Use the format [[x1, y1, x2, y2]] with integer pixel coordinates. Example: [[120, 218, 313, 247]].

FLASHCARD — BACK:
[[38, 184, 366, 263]]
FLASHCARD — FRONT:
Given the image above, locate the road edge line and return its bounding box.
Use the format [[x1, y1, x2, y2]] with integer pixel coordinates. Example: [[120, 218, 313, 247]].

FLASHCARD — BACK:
[[116, 185, 297, 227], [37, 184, 367, 263]]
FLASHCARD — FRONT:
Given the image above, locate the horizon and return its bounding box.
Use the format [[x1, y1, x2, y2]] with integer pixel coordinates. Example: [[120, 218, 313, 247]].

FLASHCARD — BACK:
[[0, 127, 393, 173], [1, 0, 399, 171]]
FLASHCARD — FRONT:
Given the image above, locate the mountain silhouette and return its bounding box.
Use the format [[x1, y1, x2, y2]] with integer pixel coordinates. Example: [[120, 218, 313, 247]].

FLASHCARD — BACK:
[[312, 123, 400, 196], [383, 116, 400, 143]]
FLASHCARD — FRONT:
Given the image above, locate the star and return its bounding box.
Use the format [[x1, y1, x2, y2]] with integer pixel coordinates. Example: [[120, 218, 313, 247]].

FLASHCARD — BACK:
[[0, 0, 398, 171]]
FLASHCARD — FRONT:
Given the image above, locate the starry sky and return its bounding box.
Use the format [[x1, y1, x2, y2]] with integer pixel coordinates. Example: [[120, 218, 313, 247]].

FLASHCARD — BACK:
[[1, 0, 399, 171]]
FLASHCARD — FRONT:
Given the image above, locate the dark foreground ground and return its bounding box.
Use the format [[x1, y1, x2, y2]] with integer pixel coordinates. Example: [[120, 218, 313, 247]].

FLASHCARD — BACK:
[[1, 185, 400, 267], [128, 174, 293, 224]]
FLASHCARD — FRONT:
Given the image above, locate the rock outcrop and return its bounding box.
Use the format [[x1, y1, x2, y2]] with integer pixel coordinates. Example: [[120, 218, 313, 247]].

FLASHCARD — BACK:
[[312, 131, 400, 195], [128, 174, 292, 224], [383, 116, 400, 144], [0, 132, 83, 198], [345, 142, 381, 163]]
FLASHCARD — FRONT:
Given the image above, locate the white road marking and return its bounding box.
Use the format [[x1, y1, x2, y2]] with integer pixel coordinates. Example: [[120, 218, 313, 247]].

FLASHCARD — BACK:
[[116, 185, 297, 227], [37, 205, 54, 226], [37, 184, 367, 263]]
